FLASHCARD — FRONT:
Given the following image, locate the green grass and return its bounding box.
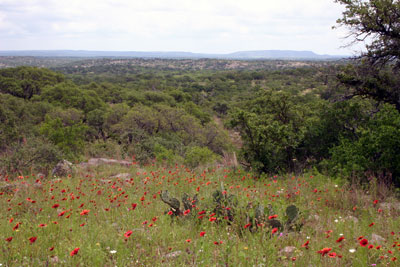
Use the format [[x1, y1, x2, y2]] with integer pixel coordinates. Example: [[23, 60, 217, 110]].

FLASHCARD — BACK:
[[1, 165, 399, 266]]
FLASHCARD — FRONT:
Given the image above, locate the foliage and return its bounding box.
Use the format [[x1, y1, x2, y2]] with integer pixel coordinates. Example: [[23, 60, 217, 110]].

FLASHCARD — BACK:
[[328, 104, 400, 185], [335, 0, 400, 111], [39, 115, 88, 160], [230, 90, 307, 174], [0, 66, 64, 99], [184, 146, 219, 168], [0, 136, 62, 175]]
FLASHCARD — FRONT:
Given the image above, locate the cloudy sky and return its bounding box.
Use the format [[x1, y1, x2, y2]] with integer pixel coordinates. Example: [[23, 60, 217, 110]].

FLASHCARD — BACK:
[[0, 0, 359, 55]]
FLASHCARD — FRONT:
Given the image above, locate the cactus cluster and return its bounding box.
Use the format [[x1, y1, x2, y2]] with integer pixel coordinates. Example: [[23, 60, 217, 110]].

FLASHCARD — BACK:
[[160, 188, 302, 233], [160, 190, 198, 216]]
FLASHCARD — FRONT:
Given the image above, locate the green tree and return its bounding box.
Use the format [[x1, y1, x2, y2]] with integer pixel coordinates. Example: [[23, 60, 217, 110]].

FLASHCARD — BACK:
[[335, 0, 400, 111], [0, 66, 64, 99], [39, 115, 88, 159], [231, 90, 307, 174]]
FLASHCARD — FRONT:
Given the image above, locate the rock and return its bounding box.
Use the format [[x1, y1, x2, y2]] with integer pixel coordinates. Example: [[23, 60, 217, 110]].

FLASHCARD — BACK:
[[35, 173, 46, 179], [165, 251, 182, 259], [110, 173, 131, 179], [346, 216, 359, 223], [379, 202, 400, 212], [52, 160, 74, 177], [309, 214, 320, 221], [279, 246, 296, 258], [371, 233, 386, 244], [86, 158, 132, 167]]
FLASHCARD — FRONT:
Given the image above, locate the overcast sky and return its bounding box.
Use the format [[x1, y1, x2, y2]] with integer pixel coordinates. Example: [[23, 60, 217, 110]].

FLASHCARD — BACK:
[[0, 0, 360, 55]]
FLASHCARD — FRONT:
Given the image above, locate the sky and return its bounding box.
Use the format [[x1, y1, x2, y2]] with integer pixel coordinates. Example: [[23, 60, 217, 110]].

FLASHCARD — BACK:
[[0, 0, 361, 55]]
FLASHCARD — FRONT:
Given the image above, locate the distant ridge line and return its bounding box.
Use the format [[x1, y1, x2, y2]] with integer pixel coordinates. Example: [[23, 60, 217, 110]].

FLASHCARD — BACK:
[[0, 50, 348, 60]]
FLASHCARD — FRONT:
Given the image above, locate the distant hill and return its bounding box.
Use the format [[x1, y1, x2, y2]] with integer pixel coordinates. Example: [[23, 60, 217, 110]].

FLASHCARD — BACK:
[[0, 50, 347, 60]]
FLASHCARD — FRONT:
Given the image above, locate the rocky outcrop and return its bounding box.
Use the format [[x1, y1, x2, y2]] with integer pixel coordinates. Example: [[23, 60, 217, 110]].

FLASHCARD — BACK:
[[81, 158, 132, 168], [52, 160, 75, 177]]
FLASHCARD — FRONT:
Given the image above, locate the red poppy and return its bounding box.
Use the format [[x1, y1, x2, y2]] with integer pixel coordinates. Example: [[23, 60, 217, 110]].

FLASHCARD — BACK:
[[58, 211, 66, 217], [268, 215, 278, 220], [368, 245, 374, 249], [302, 240, 309, 248], [29, 236, 37, 244], [124, 230, 133, 238], [38, 224, 47, 227], [244, 223, 251, 229], [359, 239, 369, 247], [12, 223, 19, 231], [200, 231, 206, 237], [131, 203, 137, 210], [52, 204, 60, 208], [167, 211, 173, 215], [49, 246, 54, 251], [186, 239, 191, 243], [317, 247, 332, 256], [5, 237, 13, 242], [271, 228, 278, 234], [369, 222, 375, 227], [336, 236, 345, 243], [70, 247, 80, 256], [328, 252, 337, 258], [183, 209, 190, 215], [80, 210, 90, 216], [198, 210, 206, 215]]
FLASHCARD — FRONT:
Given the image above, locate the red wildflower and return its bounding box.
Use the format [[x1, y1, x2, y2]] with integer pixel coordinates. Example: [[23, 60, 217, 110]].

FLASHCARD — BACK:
[[131, 203, 137, 210], [80, 209, 90, 216], [167, 211, 173, 215], [12, 223, 19, 231], [317, 247, 332, 256], [302, 240, 310, 248], [271, 228, 278, 234], [359, 239, 369, 247], [369, 222, 375, 227], [198, 210, 206, 215], [183, 209, 190, 215], [368, 244, 374, 249], [268, 215, 278, 220], [373, 199, 379, 205], [49, 246, 54, 251], [244, 223, 251, 229], [58, 211, 66, 217], [186, 239, 191, 243], [124, 230, 133, 238], [29, 236, 37, 244], [328, 252, 337, 258], [52, 204, 60, 208], [38, 224, 47, 227], [209, 217, 217, 222], [5, 237, 13, 242], [70, 247, 80, 256], [200, 231, 206, 237], [336, 236, 345, 243]]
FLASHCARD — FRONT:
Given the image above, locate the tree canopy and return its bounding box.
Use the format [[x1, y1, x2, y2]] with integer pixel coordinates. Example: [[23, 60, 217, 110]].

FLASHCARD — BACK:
[[335, 0, 400, 110]]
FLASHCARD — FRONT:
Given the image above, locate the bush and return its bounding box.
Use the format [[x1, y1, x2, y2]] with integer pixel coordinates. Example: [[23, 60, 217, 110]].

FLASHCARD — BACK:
[[184, 146, 219, 168], [0, 137, 62, 175]]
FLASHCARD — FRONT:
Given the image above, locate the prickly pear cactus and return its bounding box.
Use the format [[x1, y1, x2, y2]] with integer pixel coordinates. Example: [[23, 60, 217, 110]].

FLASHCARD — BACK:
[[160, 190, 181, 216], [286, 205, 299, 224]]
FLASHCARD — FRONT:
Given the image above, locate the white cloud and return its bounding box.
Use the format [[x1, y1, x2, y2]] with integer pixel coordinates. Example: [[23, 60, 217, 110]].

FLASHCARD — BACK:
[[0, 0, 351, 54]]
